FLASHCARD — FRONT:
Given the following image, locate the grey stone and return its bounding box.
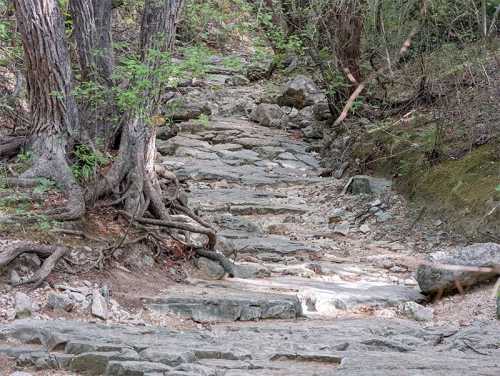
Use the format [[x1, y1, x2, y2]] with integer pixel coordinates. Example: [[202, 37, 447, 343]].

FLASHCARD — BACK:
[[9, 269, 21, 285], [140, 347, 196, 366], [399, 302, 433, 322], [277, 75, 322, 109], [245, 63, 271, 82], [302, 123, 323, 139], [249, 103, 284, 127], [359, 224, 371, 234], [196, 257, 225, 280], [10, 372, 33, 376], [313, 101, 333, 121], [91, 289, 108, 320], [225, 75, 250, 86], [213, 214, 263, 234], [15, 292, 32, 319], [164, 97, 211, 122], [416, 243, 500, 294], [47, 293, 74, 312], [70, 352, 119, 375], [342, 175, 393, 195], [210, 143, 243, 152], [3, 319, 500, 376], [333, 223, 350, 236], [146, 290, 302, 322], [232, 263, 271, 279], [106, 361, 171, 376]]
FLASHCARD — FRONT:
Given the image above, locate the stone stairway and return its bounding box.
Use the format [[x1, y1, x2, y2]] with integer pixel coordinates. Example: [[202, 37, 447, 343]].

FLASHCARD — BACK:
[[1, 69, 498, 376], [151, 115, 424, 321]]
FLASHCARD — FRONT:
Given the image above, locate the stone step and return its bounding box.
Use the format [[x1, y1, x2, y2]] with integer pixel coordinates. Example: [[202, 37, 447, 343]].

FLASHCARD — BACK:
[[144, 287, 302, 322], [2, 319, 500, 376]]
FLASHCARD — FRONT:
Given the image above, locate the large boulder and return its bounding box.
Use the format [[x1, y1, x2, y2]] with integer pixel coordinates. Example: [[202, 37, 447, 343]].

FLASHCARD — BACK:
[[249, 103, 285, 127], [164, 97, 211, 122], [416, 243, 500, 295], [277, 75, 323, 109]]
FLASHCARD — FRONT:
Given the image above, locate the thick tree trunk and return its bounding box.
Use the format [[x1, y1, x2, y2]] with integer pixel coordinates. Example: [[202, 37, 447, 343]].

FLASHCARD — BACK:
[[94, 0, 184, 218], [69, 0, 114, 84], [69, 0, 116, 146], [13, 0, 84, 219]]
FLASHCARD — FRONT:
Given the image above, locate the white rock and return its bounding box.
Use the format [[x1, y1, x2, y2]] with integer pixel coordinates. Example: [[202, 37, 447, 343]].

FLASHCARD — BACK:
[[375, 309, 397, 319], [91, 289, 108, 320], [359, 224, 371, 234], [333, 223, 350, 236], [399, 301, 433, 322], [14, 292, 32, 319]]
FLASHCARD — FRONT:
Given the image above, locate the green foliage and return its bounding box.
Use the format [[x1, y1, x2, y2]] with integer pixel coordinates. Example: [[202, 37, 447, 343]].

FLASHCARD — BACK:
[[181, 0, 255, 48], [33, 178, 56, 194], [71, 144, 109, 182], [194, 113, 210, 127]]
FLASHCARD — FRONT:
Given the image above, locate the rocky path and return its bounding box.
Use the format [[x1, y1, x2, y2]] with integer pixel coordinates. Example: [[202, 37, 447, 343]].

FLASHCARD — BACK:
[[1, 67, 499, 375]]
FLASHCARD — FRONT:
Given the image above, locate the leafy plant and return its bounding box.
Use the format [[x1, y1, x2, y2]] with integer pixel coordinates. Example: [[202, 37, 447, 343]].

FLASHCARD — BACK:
[[33, 178, 56, 194], [71, 144, 109, 182]]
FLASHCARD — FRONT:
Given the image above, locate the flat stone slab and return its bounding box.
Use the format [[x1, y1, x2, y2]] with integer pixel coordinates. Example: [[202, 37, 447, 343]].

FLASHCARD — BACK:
[[144, 287, 302, 322], [190, 188, 308, 215], [2, 319, 500, 375], [219, 276, 424, 315], [219, 230, 320, 255]]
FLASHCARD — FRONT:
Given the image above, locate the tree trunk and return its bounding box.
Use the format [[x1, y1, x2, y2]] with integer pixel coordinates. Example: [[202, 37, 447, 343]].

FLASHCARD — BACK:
[[330, 1, 364, 86], [94, 0, 185, 218], [69, 0, 116, 147], [69, 0, 114, 84], [13, 0, 84, 219]]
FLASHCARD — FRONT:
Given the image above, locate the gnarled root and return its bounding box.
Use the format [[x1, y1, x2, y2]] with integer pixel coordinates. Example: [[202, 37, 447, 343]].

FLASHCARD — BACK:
[[0, 240, 69, 289]]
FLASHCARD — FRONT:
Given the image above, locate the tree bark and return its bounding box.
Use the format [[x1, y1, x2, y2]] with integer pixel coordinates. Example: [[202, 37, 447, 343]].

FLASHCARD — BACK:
[[69, 0, 114, 84], [94, 0, 185, 218], [13, 0, 84, 219], [328, 1, 364, 87]]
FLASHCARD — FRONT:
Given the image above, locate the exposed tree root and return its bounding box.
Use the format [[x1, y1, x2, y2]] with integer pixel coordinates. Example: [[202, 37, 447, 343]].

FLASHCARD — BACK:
[[0, 136, 26, 158], [0, 240, 69, 289]]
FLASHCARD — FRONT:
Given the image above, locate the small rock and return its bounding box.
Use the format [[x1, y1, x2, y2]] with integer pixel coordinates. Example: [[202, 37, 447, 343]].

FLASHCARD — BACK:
[[196, 257, 225, 280], [9, 269, 21, 285], [342, 175, 392, 195], [249, 103, 284, 127], [142, 255, 155, 267], [277, 75, 322, 109], [390, 266, 407, 273], [333, 223, 350, 236], [375, 309, 397, 319], [91, 289, 108, 320], [225, 75, 250, 86], [10, 372, 33, 376], [328, 208, 347, 224], [15, 292, 32, 319], [399, 302, 433, 322], [359, 224, 371, 234], [47, 293, 74, 312], [375, 211, 393, 223], [232, 263, 271, 279]]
